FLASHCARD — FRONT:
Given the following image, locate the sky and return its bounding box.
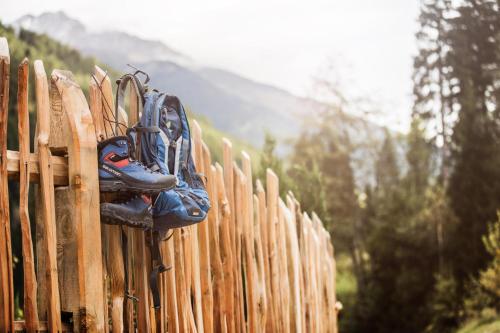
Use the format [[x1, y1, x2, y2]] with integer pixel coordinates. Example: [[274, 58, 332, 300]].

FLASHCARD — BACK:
[[3, 0, 421, 132]]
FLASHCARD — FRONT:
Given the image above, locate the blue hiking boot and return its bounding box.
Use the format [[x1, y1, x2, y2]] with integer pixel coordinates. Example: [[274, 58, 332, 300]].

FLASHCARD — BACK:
[[100, 195, 153, 229], [98, 136, 176, 194]]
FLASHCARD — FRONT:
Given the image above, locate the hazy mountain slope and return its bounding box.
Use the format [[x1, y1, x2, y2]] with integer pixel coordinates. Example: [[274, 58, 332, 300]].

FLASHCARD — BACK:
[[0, 22, 258, 164], [10, 11, 395, 186], [11, 12, 303, 146], [13, 11, 193, 67], [138, 61, 299, 142]]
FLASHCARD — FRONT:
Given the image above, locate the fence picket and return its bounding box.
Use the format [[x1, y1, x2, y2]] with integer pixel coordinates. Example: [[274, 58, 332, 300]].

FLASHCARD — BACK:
[[18, 58, 40, 332], [0, 36, 14, 333], [33, 60, 63, 333]]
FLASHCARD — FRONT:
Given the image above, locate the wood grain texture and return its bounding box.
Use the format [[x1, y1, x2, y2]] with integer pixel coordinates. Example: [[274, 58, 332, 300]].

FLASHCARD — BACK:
[[192, 121, 213, 333], [90, 66, 126, 333], [241, 152, 259, 333], [34, 60, 62, 333], [256, 180, 272, 333], [7, 149, 68, 185], [266, 169, 281, 332], [17, 58, 40, 332], [216, 163, 235, 333], [51, 69, 105, 332], [0, 36, 14, 333]]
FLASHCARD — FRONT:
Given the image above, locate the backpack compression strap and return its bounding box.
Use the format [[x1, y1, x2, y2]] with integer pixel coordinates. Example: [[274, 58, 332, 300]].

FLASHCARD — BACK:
[[148, 231, 171, 309]]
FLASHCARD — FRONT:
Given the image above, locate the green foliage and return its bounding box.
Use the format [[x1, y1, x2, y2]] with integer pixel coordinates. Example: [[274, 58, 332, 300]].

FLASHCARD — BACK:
[[426, 274, 462, 333], [352, 128, 441, 333], [188, 113, 260, 167], [456, 316, 500, 333], [445, 0, 500, 291], [479, 213, 500, 301], [335, 254, 358, 333], [257, 132, 291, 196]]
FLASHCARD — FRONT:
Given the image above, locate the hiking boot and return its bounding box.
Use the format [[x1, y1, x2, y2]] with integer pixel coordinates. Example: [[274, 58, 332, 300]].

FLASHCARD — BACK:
[[98, 136, 176, 194], [100, 195, 153, 229]]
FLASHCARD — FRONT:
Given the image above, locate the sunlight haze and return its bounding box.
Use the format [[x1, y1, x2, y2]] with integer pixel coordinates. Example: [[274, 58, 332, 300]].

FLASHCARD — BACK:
[[3, 0, 420, 131]]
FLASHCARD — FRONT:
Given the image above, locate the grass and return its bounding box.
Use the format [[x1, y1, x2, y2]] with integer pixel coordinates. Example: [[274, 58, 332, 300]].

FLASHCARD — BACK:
[[457, 316, 500, 333], [336, 253, 357, 332]]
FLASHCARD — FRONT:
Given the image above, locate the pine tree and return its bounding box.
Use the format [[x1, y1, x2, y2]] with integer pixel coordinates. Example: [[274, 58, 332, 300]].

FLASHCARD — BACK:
[[446, 0, 500, 287], [405, 118, 432, 196], [374, 130, 400, 192], [257, 132, 291, 196], [413, 0, 453, 181]]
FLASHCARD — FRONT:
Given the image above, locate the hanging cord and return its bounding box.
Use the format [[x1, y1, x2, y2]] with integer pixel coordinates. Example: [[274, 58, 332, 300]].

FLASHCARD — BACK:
[[91, 72, 128, 139]]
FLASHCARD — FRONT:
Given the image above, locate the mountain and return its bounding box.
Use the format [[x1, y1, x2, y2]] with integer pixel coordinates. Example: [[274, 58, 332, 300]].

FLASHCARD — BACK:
[[0, 22, 259, 166], [10, 11, 316, 148], [13, 11, 192, 67], [10, 11, 391, 186]]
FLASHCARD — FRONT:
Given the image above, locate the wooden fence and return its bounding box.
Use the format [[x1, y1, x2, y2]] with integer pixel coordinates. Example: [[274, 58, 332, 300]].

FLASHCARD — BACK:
[[0, 37, 338, 332]]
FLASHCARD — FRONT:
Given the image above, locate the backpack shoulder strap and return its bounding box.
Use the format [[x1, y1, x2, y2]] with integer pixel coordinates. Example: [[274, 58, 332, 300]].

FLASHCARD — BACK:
[[115, 73, 146, 124]]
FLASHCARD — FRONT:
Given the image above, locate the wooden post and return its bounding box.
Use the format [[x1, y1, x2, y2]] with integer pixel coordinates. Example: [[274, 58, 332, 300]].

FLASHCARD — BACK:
[[233, 163, 246, 333], [166, 236, 180, 333], [253, 193, 267, 331], [287, 195, 306, 333], [216, 163, 235, 333], [256, 180, 273, 332], [17, 58, 40, 332], [233, 166, 246, 332], [192, 121, 214, 333], [206, 161, 225, 332], [34, 60, 63, 333], [190, 120, 206, 333], [266, 169, 281, 332], [51, 69, 105, 331], [91, 66, 126, 333], [277, 199, 290, 333], [0, 37, 14, 333], [241, 151, 263, 333], [174, 229, 189, 332]]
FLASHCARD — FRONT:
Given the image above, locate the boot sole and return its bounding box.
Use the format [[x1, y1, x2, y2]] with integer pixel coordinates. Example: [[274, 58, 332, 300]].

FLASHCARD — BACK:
[[100, 203, 153, 229], [99, 179, 176, 194]]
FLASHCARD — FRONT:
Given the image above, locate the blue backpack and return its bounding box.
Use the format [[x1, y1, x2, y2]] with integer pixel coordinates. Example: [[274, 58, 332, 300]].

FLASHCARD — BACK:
[[115, 71, 210, 309], [116, 71, 210, 232]]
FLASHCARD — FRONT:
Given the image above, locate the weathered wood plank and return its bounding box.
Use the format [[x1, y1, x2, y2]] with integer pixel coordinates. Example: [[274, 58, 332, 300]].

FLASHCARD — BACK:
[[277, 199, 291, 333], [233, 166, 246, 333], [34, 60, 62, 333], [174, 229, 189, 332], [90, 66, 126, 333], [192, 122, 213, 333], [190, 120, 206, 333], [241, 152, 259, 333], [51, 69, 105, 331], [253, 194, 267, 331], [14, 320, 73, 332], [166, 236, 179, 333], [0, 36, 14, 333], [287, 195, 305, 333], [7, 150, 68, 185], [216, 163, 235, 333], [256, 180, 272, 332], [133, 230, 151, 333], [17, 58, 39, 332], [266, 169, 281, 332], [206, 162, 225, 333]]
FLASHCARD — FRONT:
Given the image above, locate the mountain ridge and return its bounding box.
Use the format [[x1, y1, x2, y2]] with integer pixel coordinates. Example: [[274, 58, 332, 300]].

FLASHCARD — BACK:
[[10, 11, 319, 147], [10, 11, 390, 186]]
